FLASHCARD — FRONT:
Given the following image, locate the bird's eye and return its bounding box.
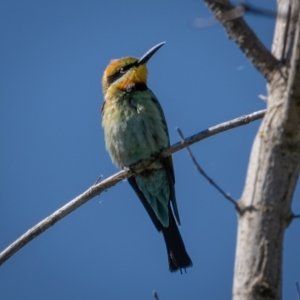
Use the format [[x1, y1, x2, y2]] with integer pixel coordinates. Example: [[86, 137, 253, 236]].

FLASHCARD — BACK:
[[119, 67, 126, 74]]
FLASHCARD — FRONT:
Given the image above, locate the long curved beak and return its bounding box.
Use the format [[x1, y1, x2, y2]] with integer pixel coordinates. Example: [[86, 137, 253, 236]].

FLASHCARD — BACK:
[[136, 42, 166, 66]]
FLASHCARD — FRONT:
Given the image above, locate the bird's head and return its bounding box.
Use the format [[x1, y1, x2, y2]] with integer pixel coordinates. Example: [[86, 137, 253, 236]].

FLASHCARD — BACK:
[[102, 42, 165, 94]]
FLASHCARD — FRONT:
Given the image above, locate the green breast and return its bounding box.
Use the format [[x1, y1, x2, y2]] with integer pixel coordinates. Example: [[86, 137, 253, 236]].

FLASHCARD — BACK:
[[102, 89, 169, 167]]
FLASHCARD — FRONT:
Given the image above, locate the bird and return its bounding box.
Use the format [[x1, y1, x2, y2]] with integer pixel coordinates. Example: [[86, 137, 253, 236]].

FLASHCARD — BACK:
[[101, 42, 192, 272]]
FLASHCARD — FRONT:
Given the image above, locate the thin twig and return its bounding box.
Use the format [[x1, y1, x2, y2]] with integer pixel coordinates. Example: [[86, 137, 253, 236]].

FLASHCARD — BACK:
[[152, 290, 160, 300], [241, 3, 277, 18], [0, 109, 266, 266], [177, 128, 240, 213], [94, 175, 103, 185], [296, 282, 300, 300]]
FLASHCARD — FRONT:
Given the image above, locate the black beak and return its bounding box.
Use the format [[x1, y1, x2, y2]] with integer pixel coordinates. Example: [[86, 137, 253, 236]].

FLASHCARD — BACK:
[[136, 42, 166, 66]]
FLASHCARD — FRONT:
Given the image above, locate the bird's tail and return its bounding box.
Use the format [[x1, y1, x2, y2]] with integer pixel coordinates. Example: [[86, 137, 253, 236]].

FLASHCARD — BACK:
[[161, 208, 193, 272]]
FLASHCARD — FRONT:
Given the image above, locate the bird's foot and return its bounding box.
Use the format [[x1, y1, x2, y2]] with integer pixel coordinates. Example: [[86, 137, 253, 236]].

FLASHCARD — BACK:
[[123, 166, 137, 175]]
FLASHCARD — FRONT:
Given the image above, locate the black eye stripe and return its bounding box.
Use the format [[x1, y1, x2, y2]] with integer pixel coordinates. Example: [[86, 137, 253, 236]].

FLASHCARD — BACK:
[[106, 62, 137, 87], [106, 72, 123, 86]]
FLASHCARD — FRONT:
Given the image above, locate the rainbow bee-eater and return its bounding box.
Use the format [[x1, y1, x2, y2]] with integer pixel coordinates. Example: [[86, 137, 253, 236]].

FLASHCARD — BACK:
[[101, 42, 192, 272]]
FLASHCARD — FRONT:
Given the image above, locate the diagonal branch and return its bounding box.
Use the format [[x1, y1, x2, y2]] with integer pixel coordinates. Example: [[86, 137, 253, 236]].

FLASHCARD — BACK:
[[176, 127, 240, 213], [0, 109, 266, 266], [204, 0, 279, 82]]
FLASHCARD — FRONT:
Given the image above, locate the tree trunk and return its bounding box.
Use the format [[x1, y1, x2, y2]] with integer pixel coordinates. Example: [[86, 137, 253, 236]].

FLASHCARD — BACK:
[[233, 1, 300, 299]]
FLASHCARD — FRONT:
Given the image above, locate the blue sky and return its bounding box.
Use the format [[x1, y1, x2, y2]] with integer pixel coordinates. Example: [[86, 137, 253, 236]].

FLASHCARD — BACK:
[[1, 1, 299, 299]]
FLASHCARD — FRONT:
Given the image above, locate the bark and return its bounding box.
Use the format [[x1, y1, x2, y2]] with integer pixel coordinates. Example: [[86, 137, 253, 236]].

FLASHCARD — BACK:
[[232, 1, 300, 299], [205, 0, 300, 299]]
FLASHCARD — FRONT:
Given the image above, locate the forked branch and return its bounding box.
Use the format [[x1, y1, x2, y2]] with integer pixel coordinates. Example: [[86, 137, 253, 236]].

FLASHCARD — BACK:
[[204, 0, 279, 81], [0, 109, 266, 266]]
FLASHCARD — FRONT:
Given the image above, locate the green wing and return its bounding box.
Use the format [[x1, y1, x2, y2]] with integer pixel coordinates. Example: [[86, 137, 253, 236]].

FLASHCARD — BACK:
[[149, 90, 181, 226]]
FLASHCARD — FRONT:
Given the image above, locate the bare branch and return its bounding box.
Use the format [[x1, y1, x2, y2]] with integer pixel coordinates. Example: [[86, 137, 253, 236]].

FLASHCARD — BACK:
[[164, 109, 266, 157], [0, 109, 265, 266], [204, 0, 279, 81], [193, 3, 279, 29], [176, 128, 240, 213]]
